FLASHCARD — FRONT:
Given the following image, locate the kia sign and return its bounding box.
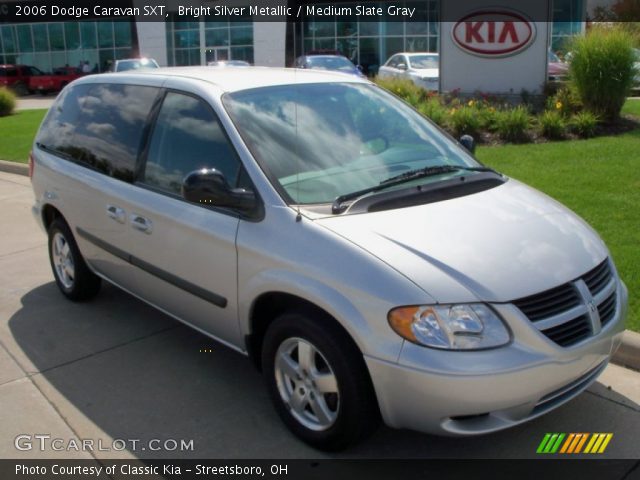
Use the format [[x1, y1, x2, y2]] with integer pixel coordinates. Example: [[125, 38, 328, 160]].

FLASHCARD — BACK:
[[452, 10, 536, 57], [440, 0, 550, 95]]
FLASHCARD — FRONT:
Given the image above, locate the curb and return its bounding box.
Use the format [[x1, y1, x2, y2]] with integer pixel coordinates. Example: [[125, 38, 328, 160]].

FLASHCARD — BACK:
[[612, 330, 640, 372], [0, 156, 638, 370], [0, 159, 29, 176]]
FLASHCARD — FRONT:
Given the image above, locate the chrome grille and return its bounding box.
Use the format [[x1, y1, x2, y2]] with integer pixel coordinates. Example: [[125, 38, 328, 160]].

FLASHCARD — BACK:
[[539, 315, 591, 347], [583, 260, 613, 296], [513, 284, 580, 322], [513, 259, 617, 347], [598, 292, 616, 327]]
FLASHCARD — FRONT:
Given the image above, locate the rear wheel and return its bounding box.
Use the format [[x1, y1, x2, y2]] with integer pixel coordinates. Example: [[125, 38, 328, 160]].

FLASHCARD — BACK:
[[262, 311, 380, 450], [48, 218, 101, 301]]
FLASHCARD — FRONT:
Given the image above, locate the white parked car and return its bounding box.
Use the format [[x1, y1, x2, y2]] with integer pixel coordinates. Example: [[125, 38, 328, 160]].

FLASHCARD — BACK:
[[30, 67, 627, 451], [378, 52, 439, 91]]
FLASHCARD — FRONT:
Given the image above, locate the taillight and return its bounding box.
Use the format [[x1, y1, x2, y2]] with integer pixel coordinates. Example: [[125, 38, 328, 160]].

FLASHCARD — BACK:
[[28, 151, 34, 179]]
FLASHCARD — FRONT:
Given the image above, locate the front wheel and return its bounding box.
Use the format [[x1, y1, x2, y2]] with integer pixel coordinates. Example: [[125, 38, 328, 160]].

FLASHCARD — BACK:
[[262, 311, 380, 451], [48, 218, 101, 301]]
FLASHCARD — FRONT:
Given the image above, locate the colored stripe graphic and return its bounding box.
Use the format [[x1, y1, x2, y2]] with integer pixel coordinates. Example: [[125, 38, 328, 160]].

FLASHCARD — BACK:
[[560, 433, 575, 453], [537, 433, 566, 454], [538, 433, 613, 454], [537, 433, 552, 453]]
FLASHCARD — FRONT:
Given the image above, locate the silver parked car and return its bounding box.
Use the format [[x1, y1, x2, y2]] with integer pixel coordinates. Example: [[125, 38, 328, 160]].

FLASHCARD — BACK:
[[378, 52, 439, 91], [109, 57, 159, 72], [30, 67, 627, 451]]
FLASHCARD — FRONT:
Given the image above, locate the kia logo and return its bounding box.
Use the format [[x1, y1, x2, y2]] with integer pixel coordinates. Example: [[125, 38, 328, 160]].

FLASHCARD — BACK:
[[452, 9, 536, 57]]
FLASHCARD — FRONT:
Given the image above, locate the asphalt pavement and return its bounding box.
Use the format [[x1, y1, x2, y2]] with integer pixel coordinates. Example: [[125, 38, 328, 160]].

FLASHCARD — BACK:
[[0, 170, 639, 460]]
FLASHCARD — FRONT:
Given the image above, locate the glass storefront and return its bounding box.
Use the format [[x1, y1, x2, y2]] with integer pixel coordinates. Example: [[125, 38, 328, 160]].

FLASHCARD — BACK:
[[552, 0, 585, 52], [299, 0, 439, 75], [0, 21, 135, 73], [166, 14, 255, 66], [298, 0, 585, 75]]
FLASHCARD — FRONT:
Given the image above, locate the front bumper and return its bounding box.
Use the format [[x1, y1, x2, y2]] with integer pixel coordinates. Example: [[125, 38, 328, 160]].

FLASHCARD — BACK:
[[366, 280, 628, 436]]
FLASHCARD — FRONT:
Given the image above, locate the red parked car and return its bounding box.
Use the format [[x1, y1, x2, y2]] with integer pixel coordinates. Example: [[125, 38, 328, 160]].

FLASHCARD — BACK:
[[0, 64, 43, 95], [29, 67, 85, 95], [548, 50, 569, 82]]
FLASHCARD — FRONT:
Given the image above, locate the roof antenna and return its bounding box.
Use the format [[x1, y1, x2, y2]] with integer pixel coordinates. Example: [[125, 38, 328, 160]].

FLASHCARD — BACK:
[[294, 47, 302, 223]]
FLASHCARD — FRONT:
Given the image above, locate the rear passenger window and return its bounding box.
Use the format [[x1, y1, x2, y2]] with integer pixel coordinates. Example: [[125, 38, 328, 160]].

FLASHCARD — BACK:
[[37, 83, 159, 183], [142, 92, 242, 195], [36, 84, 92, 155], [71, 84, 159, 182]]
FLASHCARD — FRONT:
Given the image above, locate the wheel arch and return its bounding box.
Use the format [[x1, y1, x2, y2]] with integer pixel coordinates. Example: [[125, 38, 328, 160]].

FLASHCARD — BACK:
[[41, 203, 63, 231], [246, 291, 365, 372]]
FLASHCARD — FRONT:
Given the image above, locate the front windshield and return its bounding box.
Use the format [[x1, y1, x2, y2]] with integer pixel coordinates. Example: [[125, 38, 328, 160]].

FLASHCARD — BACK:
[[548, 50, 561, 63], [223, 83, 478, 204], [307, 57, 356, 72], [408, 55, 439, 69]]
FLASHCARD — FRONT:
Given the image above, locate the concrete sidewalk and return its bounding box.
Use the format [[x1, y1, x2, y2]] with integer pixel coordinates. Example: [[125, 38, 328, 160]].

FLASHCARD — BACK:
[[0, 170, 639, 460]]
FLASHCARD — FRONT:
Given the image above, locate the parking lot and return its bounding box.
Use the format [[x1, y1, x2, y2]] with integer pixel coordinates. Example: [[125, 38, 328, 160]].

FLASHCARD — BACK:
[[1, 170, 639, 460]]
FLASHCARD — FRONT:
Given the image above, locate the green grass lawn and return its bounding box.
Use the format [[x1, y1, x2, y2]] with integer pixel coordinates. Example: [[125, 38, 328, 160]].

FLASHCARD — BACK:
[[0, 109, 47, 163], [622, 98, 640, 117], [477, 129, 639, 332]]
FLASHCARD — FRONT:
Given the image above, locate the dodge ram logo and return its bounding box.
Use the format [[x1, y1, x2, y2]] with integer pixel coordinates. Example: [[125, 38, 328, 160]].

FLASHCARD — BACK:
[[452, 9, 536, 57]]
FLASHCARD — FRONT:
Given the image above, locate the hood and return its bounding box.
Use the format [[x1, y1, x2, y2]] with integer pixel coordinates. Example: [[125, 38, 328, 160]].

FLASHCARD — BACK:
[[410, 68, 439, 78], [315, 179, 608, 303]]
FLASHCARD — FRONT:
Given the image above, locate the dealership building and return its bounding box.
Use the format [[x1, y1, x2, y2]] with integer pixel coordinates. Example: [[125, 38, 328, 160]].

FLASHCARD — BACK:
[[0, 0, 593, 76]]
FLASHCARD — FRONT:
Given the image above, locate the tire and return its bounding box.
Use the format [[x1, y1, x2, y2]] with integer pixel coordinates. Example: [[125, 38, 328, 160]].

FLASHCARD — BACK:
[[262, 310, 380, 451], [48, 218, 101, 301], [12, 82, 28, 96]]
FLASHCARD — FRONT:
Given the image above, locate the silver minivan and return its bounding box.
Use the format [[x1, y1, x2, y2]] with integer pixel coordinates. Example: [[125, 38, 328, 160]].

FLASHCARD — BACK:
[[30, 67, 627, 451]]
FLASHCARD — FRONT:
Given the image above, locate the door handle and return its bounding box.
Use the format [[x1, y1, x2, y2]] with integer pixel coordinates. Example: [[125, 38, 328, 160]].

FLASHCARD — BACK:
[[106, 204, 126, 224], [130, 214, 153, 234]]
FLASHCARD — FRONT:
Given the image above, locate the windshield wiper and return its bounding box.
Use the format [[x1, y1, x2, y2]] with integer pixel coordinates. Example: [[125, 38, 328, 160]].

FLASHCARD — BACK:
[[331, 164, 500, 214], [380, 165, 499, 185]]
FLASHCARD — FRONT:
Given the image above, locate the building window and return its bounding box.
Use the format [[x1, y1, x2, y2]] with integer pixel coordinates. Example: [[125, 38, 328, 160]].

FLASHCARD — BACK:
[[166, 15, 254, 66], [0, 20, 135, 73]]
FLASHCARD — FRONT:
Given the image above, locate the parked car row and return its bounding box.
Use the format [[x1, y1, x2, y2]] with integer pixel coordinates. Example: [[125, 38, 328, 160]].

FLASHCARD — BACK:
[[0, 58, 161, 96], [292, 49, 570, 93]]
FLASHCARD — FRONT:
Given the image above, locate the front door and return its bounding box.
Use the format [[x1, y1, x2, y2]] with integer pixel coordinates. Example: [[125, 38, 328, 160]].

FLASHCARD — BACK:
[[127, 89, 248, 348]]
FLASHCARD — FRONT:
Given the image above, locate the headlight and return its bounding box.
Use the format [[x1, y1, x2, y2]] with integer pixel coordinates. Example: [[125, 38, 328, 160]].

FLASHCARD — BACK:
[[388, 304, 510, 350]]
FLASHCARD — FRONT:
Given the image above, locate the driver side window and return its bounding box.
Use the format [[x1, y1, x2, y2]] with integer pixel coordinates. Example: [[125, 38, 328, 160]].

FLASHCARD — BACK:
[[143, 92, 242, 195]]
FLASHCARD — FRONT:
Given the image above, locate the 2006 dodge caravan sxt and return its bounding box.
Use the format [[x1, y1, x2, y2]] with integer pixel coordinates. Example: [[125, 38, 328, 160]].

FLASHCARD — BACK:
[[31, 67, 628, 450]]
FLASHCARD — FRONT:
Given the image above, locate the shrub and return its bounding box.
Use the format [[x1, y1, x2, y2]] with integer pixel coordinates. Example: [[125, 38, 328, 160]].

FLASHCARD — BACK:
[[374, 76, 427, 104], [547, 86, 582, 118], [476, 105, 498, 132], [417, 98, 448, 127], [568, 27, 636, 121], [494, 106, 531, 142], [539, 110, 567, 139], [449, 105, 482, 138], [570, 111, 599, 138], [0, 88, 16, 117]]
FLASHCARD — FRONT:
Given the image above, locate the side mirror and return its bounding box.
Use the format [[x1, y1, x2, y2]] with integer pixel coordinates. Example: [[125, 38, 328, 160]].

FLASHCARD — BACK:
[[397, 63, 408, 71], [459, 135, 476, 154], [356, 64, 363, 72], [182, 169, 259, 217]]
